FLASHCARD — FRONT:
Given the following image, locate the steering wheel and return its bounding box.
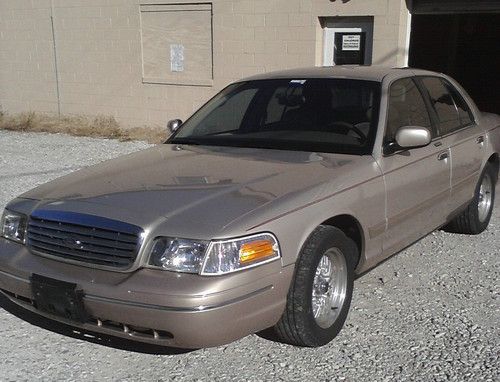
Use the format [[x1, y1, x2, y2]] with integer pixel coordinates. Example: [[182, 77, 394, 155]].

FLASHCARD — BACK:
[[326, 121, 367, 143]]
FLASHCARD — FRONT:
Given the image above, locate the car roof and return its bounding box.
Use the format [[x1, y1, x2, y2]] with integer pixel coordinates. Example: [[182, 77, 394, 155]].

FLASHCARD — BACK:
[[240, 66, 439, 82]]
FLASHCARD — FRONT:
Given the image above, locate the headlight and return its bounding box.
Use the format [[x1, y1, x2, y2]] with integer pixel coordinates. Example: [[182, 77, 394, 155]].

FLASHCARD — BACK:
[[1, 210, 28, 243], [201, 233, 280, 275], [149, 237, 208, 273], [148, 233, 280, 275]]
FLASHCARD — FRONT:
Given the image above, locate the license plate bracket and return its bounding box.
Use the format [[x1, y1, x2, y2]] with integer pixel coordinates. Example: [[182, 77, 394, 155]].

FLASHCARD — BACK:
[[31, 274, 87, 323]]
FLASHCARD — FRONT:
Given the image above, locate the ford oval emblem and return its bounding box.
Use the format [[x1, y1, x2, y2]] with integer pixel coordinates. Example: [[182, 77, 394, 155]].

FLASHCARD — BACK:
[[62, 237, 84, 250]]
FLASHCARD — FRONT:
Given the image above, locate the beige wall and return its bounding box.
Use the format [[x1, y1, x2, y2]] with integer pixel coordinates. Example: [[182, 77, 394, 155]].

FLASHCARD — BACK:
[[0, 0, 58, 114], [0, 0, 410, 127]]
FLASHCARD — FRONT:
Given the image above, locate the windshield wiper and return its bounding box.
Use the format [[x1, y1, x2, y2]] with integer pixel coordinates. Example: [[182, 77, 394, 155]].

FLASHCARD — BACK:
[[205, 129, 239, 136], [169, 137, 204, 146]]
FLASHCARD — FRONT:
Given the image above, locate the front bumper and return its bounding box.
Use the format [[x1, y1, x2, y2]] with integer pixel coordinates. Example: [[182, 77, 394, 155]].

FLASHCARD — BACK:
[[0, 238, 294, 349]]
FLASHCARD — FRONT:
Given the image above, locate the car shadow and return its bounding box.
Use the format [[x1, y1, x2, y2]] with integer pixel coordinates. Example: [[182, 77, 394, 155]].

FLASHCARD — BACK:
[[256, 327, 290, 345], [0, 293, 193, 355]]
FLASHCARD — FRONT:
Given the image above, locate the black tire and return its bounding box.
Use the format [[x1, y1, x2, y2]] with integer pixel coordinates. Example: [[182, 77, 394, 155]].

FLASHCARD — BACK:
[[274, 225, 357, 347], [444, 163, 496, 234]]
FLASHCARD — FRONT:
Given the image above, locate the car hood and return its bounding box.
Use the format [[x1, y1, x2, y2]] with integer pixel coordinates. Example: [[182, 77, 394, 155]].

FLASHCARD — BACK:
[[20, 144, 367, 237]]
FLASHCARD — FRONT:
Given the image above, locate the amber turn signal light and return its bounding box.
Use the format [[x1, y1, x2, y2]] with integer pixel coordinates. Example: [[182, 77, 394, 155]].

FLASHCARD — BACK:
[[239, 239, 277, 264]]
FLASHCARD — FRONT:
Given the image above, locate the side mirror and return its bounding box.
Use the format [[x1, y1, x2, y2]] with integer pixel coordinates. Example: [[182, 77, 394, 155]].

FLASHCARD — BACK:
[[396, 126, 431, 148], [385, 126, 432, 155], [167, 119, 183, 134]]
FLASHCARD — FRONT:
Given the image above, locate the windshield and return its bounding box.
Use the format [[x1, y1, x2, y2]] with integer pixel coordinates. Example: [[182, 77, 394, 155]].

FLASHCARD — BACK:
[[169, 78, 381, 155]]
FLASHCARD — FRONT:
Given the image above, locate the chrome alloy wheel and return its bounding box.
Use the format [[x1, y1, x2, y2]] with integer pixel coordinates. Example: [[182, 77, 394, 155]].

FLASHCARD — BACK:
[[311, 248, 348, 329], [478, 172, 493, 223]]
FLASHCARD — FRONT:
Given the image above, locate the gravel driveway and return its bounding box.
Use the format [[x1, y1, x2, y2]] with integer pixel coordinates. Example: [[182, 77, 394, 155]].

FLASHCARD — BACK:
[[0, 130, 498, 382]]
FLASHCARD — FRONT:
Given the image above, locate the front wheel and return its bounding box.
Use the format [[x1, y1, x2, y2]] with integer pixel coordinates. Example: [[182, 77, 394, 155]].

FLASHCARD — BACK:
[[274, 226, 357, 347]]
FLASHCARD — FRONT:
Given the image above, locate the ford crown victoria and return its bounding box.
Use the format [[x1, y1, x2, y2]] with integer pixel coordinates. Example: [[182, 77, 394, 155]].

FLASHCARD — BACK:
[[1, 67, 498, 348]]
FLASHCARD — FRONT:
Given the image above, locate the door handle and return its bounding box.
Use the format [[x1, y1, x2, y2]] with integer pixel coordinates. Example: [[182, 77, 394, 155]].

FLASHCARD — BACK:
[[476, 136, 484, 144], [437, 151, 449, 161]]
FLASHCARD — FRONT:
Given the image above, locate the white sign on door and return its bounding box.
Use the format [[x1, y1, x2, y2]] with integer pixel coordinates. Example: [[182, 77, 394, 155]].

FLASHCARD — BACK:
[[170, 44, 184, 72], [342, 35, 361, 51]]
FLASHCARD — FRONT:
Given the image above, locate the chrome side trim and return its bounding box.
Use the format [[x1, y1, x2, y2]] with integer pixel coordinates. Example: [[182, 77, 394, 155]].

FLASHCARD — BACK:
[[452, 170, 480, 192], [387, 187, 450, 229], [85, 285, 274, 312], [368, 221, 386, 239]]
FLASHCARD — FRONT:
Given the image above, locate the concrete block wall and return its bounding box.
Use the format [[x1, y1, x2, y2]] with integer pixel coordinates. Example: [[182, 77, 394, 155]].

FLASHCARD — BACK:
[[0, 0, 59, 114], [0, 0, 410, 127]]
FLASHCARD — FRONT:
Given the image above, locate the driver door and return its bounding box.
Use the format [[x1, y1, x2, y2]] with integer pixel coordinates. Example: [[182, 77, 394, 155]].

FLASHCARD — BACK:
[[378, 77, 451, 256]]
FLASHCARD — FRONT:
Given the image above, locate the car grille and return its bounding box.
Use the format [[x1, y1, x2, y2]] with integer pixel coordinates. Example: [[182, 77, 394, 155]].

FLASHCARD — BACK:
[[26, 210, 143, 269]]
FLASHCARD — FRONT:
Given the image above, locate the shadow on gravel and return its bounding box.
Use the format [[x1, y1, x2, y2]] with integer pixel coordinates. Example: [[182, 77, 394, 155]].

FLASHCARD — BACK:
[[256, 327, 293, 346], [0, 293, 193, 355]]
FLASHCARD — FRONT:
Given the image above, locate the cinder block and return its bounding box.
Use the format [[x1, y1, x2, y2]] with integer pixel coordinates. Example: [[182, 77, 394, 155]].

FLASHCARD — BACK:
[[299, 0, 313, 14], [243, 14, 265, 27], [223, 40, 244, 54], [214, 1, 234, 14], [312, 0, 387, 16], [372, 39, 399, 66], [232, 27, 255, 41], [287, 40, 314, 54], [64, 6, 102, 19], [253, 0, 273, 14], [110, 16, 130, 28], [373, 23, 399, 41], [254, 26, 278, 41], [232, 53, 255, 67], [94, 17, 112, 29], [265, 13, 289, 27], [239, 65, 266, 78], [264, 40, 287, 54], [233, 0, 254, 14], [288, 13, 312, 27], [274, 0, 301, 13], [242, 39, 266, 54], [222, 14, 243, 28]]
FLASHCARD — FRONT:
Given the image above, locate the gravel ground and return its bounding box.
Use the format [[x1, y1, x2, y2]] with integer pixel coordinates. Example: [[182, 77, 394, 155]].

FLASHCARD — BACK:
[[0, 130, 498, 382]]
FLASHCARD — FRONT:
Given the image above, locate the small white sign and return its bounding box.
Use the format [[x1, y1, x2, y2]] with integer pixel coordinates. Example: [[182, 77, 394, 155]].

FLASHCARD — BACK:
[[342, 35, 361, 51], [170, 44, 184, 72]]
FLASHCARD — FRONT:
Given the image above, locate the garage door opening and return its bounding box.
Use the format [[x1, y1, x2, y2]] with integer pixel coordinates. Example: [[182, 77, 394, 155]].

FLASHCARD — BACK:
[[409, 13, 500, 114]]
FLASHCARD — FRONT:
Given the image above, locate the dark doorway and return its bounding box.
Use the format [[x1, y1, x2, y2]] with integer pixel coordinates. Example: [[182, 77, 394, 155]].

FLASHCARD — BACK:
[[334, 32, 366, 65], [409, 13, 500, 114]]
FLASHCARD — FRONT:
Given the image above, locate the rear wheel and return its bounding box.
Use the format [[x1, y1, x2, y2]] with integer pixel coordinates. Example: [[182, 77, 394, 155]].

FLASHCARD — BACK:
[[274, 226, 357, 347], [445, 163, 496, 234]]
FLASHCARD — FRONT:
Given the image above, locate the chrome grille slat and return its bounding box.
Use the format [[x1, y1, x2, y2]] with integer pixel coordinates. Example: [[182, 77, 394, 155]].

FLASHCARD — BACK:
[[26, 212, 142, 269], [28, 228, 137, 252], [28, 220, 137, 243], [30, 241, 130, 266], [28, 234, 134, 258]]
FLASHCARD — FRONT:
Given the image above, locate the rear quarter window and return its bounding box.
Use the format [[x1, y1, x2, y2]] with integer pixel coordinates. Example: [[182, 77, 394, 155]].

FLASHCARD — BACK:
[[443, 81, 475, 127]]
